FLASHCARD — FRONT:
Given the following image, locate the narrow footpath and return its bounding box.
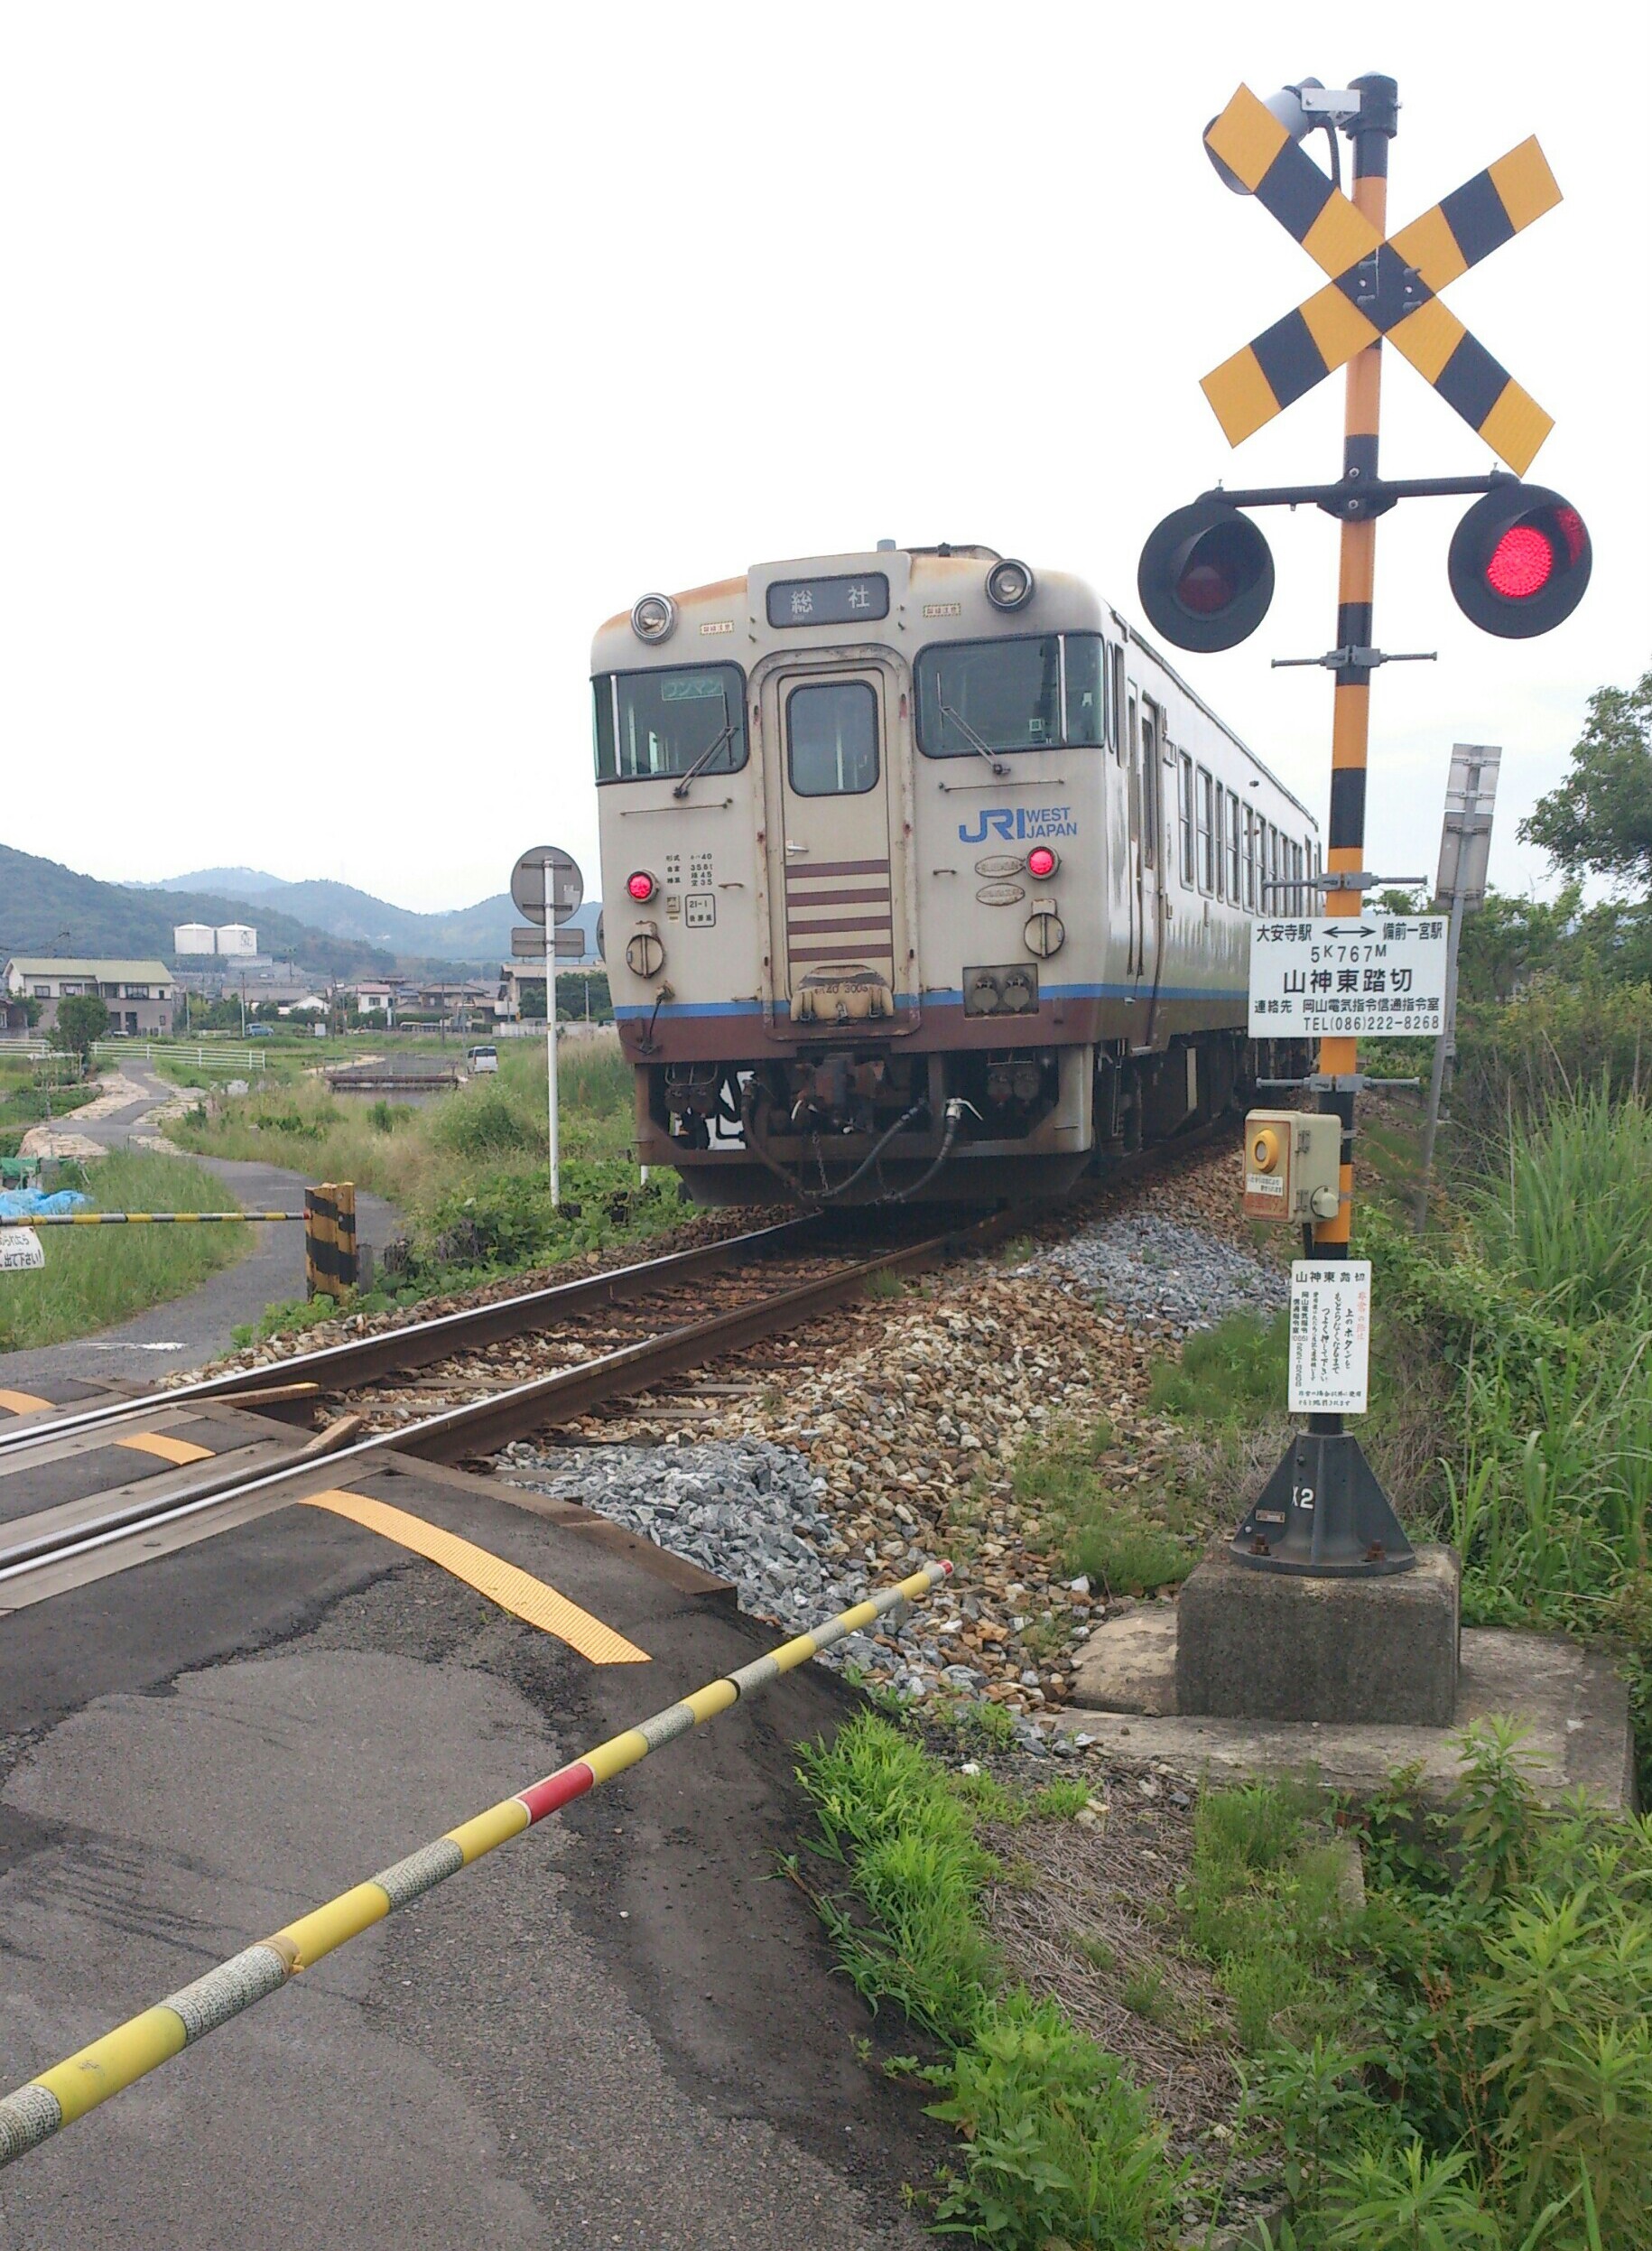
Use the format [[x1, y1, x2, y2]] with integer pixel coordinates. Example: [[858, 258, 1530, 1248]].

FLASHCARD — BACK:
[[0, 1060, 398, 1391]]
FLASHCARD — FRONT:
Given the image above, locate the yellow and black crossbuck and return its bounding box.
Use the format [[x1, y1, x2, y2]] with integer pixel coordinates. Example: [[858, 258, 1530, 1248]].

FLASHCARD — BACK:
[[1202, 85, 1561, 475]]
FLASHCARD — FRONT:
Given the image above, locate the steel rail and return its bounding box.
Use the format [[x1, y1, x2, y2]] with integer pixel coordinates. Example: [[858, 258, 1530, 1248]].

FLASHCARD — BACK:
[[0, 1213, 1007, 1586], [0, 1214, 823, 1456]]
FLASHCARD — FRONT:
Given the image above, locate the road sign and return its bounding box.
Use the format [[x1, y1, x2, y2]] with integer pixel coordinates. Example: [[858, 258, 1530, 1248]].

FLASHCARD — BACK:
[[1288, 1260, 1371, 1415], [511, 846, 584, 928], [1435, 745, 1501, 908], [512, 926, 586, 960], [0, 1227, 44, 1271], [1202, 86, 1560, 472], [1248, 916, 1449, 1037]]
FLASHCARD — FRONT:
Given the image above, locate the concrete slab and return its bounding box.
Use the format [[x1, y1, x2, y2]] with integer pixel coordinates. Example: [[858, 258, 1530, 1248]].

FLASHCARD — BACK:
[[1174, 1542, 1461, 1725], [1064, 1608, 1636, 1811]]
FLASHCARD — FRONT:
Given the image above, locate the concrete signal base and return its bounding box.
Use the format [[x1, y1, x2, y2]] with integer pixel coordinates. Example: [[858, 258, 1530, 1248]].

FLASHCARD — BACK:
[[1174, 1542, 1461, 1727]]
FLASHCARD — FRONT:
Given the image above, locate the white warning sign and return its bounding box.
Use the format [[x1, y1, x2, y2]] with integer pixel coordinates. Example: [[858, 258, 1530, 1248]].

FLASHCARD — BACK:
[[0, 1227, 45, 1272], [1248, 917, 1449, 1037], [1288, 1260, 1371, 1415]]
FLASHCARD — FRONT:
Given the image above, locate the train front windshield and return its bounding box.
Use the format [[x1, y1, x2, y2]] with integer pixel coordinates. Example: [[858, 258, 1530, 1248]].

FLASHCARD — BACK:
[[593, 664, 748, 782], [914, 633, 1104, 757]]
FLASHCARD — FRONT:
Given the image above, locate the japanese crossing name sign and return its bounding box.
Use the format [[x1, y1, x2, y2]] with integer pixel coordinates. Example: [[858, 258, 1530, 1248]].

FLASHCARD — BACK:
[[1289, 1260, 1371, 1416], [0, 1227, 44, 1272], [510, 847, 584, 929], [1248, 916, 1449, 1038]]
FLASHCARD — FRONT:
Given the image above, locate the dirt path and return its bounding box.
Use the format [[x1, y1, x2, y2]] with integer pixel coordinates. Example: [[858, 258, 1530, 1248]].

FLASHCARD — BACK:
[[0, 1060, 399, 1391]]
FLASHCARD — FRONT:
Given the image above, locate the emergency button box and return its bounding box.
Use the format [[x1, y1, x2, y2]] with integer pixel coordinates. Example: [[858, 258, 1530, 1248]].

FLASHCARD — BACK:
[[1243, 1109, 1342, 1223]]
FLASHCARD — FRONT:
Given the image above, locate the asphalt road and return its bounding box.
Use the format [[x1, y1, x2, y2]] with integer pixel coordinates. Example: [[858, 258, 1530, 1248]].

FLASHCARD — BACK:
[[0, 1060, 398, 1392], [0, 1456, 941, 2247]]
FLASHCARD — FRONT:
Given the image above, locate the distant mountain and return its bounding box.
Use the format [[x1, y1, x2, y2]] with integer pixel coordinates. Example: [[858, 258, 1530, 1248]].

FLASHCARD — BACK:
[[139, 866, 289, 897], [0, 843, 398, 979], [147, 870, 600, 965]]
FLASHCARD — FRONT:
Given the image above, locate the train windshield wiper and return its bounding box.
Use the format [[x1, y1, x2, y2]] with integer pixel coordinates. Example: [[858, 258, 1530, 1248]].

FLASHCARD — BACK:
[[672, 712, 740, 798], [940, 703, 1007, 777]]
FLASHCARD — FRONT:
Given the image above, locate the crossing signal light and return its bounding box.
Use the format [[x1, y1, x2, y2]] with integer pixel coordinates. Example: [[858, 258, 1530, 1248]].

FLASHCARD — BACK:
[[1447, 482, 1592, 638], [1137, 498, 1276, 653]]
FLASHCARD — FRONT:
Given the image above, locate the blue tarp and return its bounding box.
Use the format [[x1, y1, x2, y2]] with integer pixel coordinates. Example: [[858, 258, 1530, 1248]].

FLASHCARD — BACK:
[[0, 1188, 91, 1219]]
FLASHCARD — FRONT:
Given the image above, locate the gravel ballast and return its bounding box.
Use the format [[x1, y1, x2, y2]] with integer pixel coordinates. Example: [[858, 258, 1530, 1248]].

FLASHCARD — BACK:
[[1015, 1212, 1286, 1335]]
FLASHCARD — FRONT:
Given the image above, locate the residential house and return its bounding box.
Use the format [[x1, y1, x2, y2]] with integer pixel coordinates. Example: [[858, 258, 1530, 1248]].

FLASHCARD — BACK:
[[3, 958, 174, 1037]]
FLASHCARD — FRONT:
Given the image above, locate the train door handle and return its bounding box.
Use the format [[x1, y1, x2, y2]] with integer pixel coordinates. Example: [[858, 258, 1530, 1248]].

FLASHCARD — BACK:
[[784, 842, 808, 855]]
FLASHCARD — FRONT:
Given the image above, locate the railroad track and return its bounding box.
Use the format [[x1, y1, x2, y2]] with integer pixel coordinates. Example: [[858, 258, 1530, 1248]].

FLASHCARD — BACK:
[[0, 1206, 1023, 1595]]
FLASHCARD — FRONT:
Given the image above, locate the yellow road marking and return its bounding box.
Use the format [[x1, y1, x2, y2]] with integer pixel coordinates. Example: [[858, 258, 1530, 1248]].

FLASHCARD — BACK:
[[0, 1391, 52, 1418], [300, 1489, 650, 1664], [115, 1431, 216, 1466]]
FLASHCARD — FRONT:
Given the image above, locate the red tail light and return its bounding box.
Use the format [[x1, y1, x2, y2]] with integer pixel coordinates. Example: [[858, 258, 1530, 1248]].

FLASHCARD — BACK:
[[1026, 845, 1059, 879], [626, 870, 656, 903]]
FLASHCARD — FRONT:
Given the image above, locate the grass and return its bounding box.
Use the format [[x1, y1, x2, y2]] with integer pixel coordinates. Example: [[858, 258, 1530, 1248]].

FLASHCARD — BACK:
[[0, 1151, 249, 1350], [792, 1713, 1177, 2247], [1009, 1413, 1196, 1599], [794, 1711, 1652, 2248], [169, 1033, 692, 1318]]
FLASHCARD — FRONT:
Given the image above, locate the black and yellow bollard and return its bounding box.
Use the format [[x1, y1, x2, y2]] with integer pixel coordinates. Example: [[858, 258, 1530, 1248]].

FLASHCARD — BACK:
[[304, 1183, 354, 1302]]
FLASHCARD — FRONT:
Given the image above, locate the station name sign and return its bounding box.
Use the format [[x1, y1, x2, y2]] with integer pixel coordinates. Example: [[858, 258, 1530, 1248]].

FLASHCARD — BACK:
[[1248, 916, 1448, 1038]]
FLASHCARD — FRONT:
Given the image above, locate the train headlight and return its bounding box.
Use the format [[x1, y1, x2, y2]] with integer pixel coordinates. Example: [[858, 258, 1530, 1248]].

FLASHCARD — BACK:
[[630, 592, 677, 644], [626, 870, 657, 903], [1026, 845, 1059, 880], [985, 558, 1035, 611]]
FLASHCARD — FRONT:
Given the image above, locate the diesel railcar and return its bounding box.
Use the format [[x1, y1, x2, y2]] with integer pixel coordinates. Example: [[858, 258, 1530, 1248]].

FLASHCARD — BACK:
[[592, 544, 1316, 1205]]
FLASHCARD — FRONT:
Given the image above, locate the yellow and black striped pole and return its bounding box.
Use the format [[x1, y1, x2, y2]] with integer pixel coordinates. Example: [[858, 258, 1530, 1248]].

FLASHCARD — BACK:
[[1318, 74, 1398, 1266]]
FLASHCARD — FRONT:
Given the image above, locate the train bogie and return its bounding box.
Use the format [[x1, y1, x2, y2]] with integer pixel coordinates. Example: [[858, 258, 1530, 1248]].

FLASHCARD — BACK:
[[592, 545, 1316, 1205]]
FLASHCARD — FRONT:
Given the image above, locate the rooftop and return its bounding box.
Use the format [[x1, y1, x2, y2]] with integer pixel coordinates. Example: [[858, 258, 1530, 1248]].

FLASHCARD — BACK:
[[5, 957, 173, 982]]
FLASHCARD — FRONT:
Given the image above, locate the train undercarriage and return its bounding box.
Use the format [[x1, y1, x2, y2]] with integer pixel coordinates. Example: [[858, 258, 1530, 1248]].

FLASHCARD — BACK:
[[637, 1032, 1311, 1207]]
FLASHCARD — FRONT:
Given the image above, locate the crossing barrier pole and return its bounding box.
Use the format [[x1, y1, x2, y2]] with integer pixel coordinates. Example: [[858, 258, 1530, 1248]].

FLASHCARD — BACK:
[[0, 1563, 950, 2168]]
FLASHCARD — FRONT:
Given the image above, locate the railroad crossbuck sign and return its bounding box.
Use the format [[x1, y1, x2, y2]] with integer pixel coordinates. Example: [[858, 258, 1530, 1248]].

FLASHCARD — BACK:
[[1202, 86, 1560, 473]]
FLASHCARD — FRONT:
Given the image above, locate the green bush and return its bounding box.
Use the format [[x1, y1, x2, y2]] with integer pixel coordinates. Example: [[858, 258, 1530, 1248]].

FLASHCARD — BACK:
[[432, 1085, 539, 1159], [1147, 1310, 1289, 1424], [927, 1994, 1176, 2248]]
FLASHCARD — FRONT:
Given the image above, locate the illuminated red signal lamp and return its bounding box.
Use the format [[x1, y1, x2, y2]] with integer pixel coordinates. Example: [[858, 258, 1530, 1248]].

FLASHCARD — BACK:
[[626, 870, 657, 903], [1447, 483, 1592, 639], [1026, 845, 1060, 879], [1137, 498, 1276, 653]]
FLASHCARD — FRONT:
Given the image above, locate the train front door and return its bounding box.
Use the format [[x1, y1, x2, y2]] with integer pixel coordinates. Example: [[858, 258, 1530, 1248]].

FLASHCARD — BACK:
[[768, 666, 905, 1025]]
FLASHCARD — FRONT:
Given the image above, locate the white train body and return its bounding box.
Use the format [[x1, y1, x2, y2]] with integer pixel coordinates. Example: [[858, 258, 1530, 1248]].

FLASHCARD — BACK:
[[591, 544, 1316, 1204]]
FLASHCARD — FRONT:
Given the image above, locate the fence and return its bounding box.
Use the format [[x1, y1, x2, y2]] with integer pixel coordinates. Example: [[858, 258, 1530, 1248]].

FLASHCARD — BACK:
[[90, 1042, 267, 1074]]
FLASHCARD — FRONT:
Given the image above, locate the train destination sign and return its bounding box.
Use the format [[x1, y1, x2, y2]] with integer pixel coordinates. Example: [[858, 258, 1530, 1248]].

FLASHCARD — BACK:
[[766, 572, 889, 628], [1248, 916, 1449, 1038], [1288, 1260, 1372, 1416]]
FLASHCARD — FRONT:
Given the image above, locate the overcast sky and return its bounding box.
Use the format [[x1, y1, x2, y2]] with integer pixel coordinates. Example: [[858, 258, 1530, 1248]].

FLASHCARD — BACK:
[[2, 3, 1646, 914]]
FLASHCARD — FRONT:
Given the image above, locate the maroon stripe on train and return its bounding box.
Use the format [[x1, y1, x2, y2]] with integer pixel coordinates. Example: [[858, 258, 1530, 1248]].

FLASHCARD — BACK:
[[779, 886, 891, 907], [788, 943, 896, 965], [786, 915, 895, 935], [784, 858, 889, 880]]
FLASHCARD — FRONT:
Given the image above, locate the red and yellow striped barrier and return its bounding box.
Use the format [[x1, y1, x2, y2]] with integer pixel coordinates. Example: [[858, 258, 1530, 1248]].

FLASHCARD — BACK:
[[0, 1561, 948, 2168]]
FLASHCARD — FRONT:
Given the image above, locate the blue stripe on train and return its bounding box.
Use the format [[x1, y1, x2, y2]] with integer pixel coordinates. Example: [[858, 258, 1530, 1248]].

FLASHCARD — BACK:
[[614, 982, 1242, 1020]]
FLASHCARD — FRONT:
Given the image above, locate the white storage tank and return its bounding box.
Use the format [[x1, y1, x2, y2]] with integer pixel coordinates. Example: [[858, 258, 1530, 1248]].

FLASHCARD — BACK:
[[215, 923, 257, 954], [173, 923, 217, 955]]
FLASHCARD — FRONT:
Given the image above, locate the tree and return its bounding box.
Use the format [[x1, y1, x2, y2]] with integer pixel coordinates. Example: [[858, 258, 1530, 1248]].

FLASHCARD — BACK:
[[1520, 668, 1652, 893], [50, 992, 110, 1059]]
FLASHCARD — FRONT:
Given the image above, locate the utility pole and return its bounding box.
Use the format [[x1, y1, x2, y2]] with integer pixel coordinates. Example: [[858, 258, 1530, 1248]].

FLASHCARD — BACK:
[[1415, 745, 1500, 1232]]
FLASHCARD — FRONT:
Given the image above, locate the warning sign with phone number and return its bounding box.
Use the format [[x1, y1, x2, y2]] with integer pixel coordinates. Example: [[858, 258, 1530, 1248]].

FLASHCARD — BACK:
[[1248, 918, 1449, 1038]]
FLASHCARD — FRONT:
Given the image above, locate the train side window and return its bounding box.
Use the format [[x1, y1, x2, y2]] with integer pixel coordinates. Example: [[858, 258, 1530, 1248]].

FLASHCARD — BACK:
[[1109, 644, 1127, 757], [592, 678, 617, 781], [1244, 808, 1257, 910], [1064, 635, 1104, 747], [786, 679, 879, 796], [1228, 792, 1242, 901], [1197, 767, 1215, 893], [1178, 754, 1194, 887]]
